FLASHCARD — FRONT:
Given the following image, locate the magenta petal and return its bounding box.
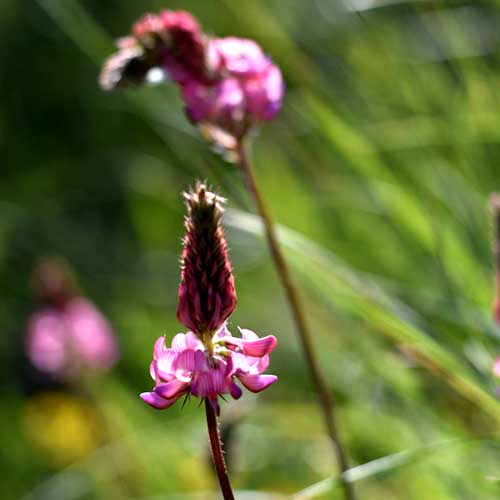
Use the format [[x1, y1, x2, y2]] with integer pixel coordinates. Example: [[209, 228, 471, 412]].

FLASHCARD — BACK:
[[229, 381, 242, 399], [237, 373, 277, 393], [155, 379, 189, 399], [140, 391, 178, 410], [241, 335, 277, 357]]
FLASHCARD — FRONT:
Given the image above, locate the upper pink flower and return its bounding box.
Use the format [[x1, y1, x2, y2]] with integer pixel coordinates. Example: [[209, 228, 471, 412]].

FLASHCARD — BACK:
[[182, 37, 284, 138], [26, 298, 119, 378], [141, 324, 277, 415], [99, 10, 284, 150]]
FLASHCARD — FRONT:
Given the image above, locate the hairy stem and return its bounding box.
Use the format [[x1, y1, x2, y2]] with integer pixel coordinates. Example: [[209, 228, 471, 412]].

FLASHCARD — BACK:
[[205, 399, 235, 500], [236, 139, 356, 500]]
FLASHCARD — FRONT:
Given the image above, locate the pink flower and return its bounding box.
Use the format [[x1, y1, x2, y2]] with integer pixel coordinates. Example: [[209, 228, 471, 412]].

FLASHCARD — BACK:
[[26, 298, 119, 378], [182, 37, 284, 137], [99, 11, 284, 150], [141, 324, 277, 415]]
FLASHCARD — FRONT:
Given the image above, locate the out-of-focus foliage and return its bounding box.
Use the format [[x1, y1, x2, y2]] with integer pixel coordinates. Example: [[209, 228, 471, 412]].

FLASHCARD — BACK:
[[3, 0, 500, 498]]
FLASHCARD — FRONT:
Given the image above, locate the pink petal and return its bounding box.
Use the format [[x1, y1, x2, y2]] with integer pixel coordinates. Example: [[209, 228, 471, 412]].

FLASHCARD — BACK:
[[185, 331, 203, 350], [149, 360, 157, 381], [171, 333, 189, 352], [140, 391, 179, 410], [231, 352, 251, 373], [171, 331, 203, 351], [156, 350, 177, 380], [174, 349, 207, 373], [240, 335, 277, 357], [237, 373, 277, 393], [256, 354, 270, 373], [191, 360, 229, 398], [153, 336, 166, 360], [213, 323, 232, 341], [155, 379, 189, 399], [238, 327, 259, 341]]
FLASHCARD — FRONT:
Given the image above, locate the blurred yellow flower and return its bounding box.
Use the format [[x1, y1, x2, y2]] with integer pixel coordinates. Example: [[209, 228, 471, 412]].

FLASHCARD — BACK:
[[23, 391, 103, 467]]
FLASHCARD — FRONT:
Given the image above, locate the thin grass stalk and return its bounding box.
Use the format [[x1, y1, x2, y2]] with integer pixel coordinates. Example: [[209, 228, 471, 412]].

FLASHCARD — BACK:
[[236, 138, 355, 500]]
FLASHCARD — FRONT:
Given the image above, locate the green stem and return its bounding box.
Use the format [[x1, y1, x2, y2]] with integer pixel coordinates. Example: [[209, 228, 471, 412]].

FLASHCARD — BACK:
[[236, 139, 356, 500]]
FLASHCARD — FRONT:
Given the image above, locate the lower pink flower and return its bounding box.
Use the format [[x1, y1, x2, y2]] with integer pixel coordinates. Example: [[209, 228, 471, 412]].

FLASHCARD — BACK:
[[141, 324, 277, 415]]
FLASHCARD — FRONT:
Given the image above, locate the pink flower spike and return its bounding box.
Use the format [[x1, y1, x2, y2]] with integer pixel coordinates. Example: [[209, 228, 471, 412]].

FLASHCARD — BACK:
[[140, 391, 179, 410], [237, 374, 277, 393]]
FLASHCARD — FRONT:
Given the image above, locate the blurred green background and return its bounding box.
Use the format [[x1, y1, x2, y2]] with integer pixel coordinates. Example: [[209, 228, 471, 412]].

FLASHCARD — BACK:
[[3, 0, 500, 498]]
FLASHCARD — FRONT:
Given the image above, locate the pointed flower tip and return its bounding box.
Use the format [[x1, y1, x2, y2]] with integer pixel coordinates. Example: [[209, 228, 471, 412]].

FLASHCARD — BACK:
[[177, 183, 236, 336]]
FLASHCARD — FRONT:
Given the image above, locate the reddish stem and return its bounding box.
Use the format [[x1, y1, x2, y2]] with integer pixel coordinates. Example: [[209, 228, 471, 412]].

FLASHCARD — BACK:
[[205, 399, 235, 500]]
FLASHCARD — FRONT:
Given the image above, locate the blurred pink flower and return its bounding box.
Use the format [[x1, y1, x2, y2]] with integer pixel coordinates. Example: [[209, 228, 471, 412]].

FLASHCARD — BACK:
[[26, 298, 119, 378], [100, 11, 284, 150], [141, 324, 277, 415], [133, 10, 210, 85], [181, 37, 283, 139]]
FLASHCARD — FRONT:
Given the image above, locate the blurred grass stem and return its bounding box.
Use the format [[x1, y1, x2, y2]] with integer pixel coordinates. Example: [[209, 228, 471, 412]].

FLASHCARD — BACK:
[[236, 139, 355, 500], [205, 399, 234, 500]]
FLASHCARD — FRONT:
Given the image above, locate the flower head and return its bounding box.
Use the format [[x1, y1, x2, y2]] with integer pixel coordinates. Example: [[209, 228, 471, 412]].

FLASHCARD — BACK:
[[182, 37, 283, 134], [100, 9, 211, 91], [141, 324, 277, 415], [100, 10, 284, 155], [26, 258, 119, 379], [177, 182, 236, 339]]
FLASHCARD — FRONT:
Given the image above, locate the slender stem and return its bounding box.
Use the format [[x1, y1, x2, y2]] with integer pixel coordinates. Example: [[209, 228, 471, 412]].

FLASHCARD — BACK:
[[205, 399, 235, 500], [236, 139, 356, 500]]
